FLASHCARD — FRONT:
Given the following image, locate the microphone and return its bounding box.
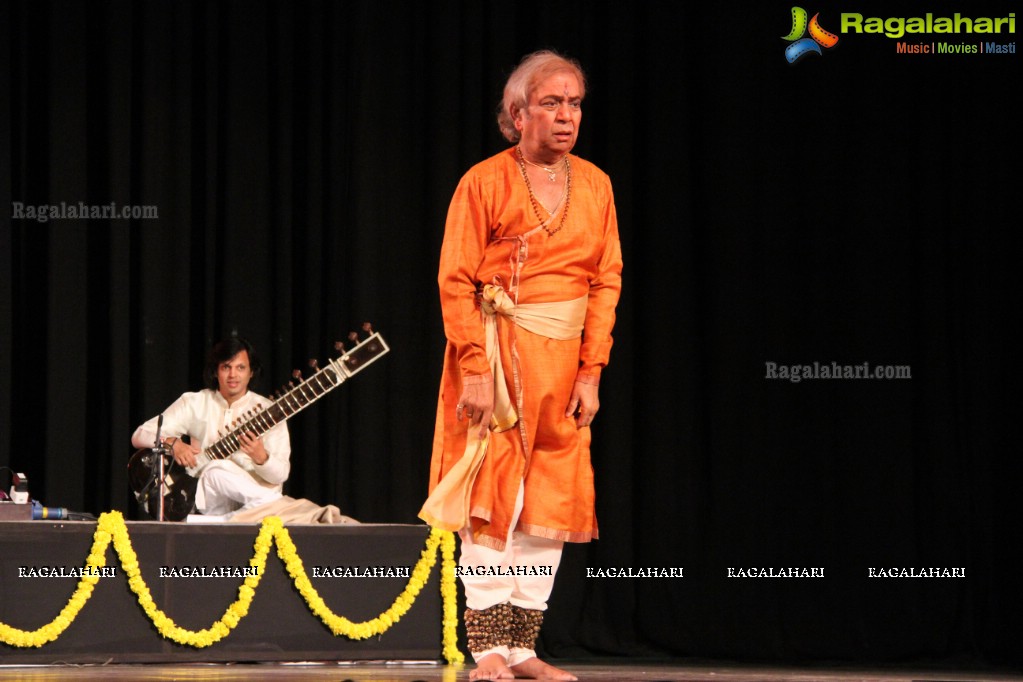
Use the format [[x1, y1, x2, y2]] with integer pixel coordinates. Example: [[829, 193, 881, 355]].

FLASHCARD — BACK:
[[154, 413, 164, 449], [31, 500, 70, 520]]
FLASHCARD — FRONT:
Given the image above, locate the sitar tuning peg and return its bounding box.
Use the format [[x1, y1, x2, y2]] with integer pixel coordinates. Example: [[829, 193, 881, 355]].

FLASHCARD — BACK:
[[292, 369, 302, 380], [348, 331, 359, 343], [362, 322, 373, 334], [308, 358, 319, 371], [334, 341, 345, 353]]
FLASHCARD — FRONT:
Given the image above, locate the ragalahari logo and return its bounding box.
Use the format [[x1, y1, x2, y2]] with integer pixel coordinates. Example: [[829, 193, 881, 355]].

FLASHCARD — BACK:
[[783, 7, 840, 63]]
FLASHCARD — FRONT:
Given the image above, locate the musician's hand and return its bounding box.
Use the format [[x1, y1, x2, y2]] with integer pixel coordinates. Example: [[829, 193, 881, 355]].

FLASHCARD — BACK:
[[565, 380, 599, 428], [238, 431, 269, 465], [456, 379, 494, 440], [172, 440, 200, 469]]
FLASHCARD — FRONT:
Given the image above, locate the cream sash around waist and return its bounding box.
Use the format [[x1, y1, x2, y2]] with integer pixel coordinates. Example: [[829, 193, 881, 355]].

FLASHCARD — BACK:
[[481, 285, 587, 431]]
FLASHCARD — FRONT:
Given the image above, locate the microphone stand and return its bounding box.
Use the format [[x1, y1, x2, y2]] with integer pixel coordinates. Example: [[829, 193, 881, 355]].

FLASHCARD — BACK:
[[153, 414, 166, 522]]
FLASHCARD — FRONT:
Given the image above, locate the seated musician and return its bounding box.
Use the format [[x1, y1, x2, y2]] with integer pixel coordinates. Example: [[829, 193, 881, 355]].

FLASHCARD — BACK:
[[132, 337, 290, 518]]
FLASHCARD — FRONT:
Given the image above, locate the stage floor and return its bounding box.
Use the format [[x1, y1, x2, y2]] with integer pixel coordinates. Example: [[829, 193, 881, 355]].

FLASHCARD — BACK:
[[0, 662, 1020, 681]]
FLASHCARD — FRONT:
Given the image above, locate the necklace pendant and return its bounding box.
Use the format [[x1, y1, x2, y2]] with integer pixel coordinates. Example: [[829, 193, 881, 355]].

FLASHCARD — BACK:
[[546, 170, 556, 182]]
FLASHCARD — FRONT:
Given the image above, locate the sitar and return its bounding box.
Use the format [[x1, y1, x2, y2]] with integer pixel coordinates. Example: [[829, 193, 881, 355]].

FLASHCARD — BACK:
[[128, 325, 389, 521]]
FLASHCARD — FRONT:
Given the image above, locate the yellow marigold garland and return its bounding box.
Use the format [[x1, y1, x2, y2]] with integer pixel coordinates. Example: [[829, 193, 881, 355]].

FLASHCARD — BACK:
[[0, 510, 464, 664]]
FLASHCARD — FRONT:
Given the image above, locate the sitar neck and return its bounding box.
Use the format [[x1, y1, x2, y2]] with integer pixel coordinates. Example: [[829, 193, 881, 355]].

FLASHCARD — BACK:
[[201, 331, 389, 462]]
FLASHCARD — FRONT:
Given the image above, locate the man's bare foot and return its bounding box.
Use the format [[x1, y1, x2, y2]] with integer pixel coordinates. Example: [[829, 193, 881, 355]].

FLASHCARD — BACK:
[[470, 652, 515, 680], [510, 656, 578, 680]]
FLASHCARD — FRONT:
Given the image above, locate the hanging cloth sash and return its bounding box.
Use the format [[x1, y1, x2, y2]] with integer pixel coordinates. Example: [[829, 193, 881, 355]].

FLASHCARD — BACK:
[[418, 287, 587, 531]]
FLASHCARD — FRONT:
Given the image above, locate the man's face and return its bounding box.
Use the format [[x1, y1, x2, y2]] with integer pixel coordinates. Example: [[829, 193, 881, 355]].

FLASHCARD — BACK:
[[217, 350, 253, 404], [515, 71, 583, 162]]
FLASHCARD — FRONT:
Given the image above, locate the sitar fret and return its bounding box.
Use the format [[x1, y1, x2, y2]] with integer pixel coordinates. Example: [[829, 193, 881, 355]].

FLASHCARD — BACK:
[[297, 382, 316, 402], [313, 371, 335, 392], [253, 411, 272, 433]]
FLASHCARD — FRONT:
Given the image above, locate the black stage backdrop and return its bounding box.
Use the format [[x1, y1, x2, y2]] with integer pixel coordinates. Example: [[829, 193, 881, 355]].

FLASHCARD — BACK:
[[2, 0, 1017, 671]]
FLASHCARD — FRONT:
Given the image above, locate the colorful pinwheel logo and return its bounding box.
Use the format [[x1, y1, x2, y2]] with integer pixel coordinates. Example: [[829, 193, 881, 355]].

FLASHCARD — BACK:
[[782, 7, 839, 64]]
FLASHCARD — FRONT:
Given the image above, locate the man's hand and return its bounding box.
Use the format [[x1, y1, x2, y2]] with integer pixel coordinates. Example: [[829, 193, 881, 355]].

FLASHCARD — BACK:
[[171, 439, 201, 469], [456, 379, 495, 440], [565, 380, 599, 428], [238, 431, 269, 465]]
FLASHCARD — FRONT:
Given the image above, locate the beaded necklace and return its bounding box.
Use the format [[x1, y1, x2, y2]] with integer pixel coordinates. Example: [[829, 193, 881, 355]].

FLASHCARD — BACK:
[[516, 146, 571, 237]]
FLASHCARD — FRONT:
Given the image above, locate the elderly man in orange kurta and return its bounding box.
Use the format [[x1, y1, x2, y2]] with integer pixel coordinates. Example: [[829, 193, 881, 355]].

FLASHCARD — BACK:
[[421, 50, 622, 681]]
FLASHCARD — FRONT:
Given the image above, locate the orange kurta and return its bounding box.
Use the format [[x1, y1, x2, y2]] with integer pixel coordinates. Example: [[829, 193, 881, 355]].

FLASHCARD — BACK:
[[429, 147, 623, 551]]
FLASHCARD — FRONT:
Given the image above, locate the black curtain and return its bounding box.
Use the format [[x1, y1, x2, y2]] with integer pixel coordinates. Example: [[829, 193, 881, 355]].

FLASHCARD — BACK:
[[3, 0, 1016, 670]]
